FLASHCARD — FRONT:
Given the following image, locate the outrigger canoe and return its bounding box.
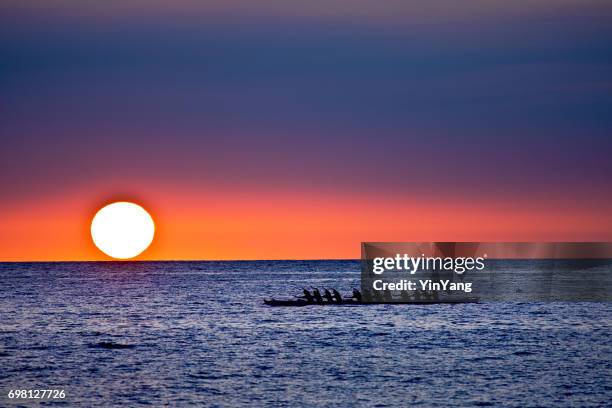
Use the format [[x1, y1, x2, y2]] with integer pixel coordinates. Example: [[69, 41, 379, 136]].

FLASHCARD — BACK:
[[263, 298, 479, 306]]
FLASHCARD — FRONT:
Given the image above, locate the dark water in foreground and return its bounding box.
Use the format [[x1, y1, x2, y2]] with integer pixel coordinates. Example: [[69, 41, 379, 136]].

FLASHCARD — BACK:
[[1, 261, 611, 407]]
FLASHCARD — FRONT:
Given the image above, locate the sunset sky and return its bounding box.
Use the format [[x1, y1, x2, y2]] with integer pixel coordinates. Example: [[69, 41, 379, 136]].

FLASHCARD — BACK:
[[1, 1, 611, 260]]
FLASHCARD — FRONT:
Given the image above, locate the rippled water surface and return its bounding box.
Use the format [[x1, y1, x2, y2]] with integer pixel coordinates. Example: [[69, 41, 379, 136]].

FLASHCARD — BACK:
[[1, 261, 611, 407]]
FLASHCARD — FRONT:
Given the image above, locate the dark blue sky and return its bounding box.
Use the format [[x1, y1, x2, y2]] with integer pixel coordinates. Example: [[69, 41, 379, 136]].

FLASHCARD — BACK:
[[2, 2, 612, 202]]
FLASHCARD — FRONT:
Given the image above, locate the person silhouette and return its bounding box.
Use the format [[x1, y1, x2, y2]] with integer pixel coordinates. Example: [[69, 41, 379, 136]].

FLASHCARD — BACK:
[[383, 288, 393, 302], [323, 288, 334, 302], [301, 288, 314, 303], [352, 288, 362, 302], [312, 288, 323, 303], [331, 288, 343, 303]]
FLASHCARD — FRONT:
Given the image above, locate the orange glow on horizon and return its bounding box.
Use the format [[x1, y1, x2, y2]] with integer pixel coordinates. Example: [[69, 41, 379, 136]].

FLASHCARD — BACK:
[[0, 186, 610, 261]]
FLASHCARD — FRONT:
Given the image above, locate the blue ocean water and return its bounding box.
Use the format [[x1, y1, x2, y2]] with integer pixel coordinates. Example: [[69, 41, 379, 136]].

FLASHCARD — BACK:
[[1, 261, 611, 407]]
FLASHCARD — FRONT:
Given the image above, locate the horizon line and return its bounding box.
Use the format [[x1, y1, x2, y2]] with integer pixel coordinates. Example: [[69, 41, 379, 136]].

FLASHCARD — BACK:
[[2, 257, 612, 263], [0, 258, 361, 263]]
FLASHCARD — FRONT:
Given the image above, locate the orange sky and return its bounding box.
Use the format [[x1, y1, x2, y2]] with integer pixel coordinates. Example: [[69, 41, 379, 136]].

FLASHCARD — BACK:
[[0, 184, 610, 261]]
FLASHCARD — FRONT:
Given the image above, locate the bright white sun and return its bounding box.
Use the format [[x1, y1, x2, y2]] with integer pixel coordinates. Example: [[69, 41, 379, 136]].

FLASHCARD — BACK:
[[91, 202, 155, 259]]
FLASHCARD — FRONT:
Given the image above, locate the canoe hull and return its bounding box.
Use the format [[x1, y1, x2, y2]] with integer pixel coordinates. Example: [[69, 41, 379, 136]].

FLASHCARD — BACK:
[[263, 298, 478, 306]]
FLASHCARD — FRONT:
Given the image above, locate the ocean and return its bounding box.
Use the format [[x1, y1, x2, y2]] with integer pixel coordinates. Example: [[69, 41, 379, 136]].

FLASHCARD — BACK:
[[1, 261, 611, 407]]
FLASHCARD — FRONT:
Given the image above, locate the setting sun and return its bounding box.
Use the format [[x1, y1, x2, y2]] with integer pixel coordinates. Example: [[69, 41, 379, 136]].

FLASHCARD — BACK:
[[91, 202, 155, 259]]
